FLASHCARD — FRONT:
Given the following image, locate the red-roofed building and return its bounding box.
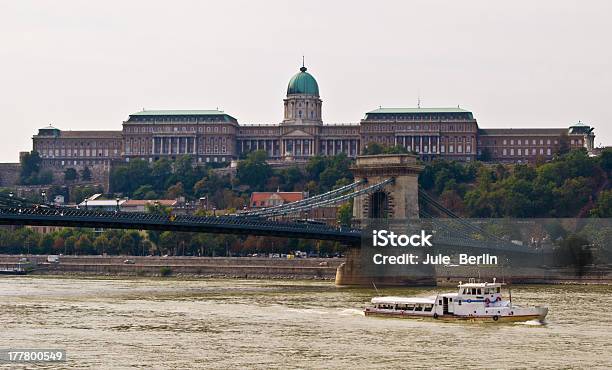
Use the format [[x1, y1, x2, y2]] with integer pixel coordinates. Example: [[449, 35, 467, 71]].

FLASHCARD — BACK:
[[249, 192, 305, 208]]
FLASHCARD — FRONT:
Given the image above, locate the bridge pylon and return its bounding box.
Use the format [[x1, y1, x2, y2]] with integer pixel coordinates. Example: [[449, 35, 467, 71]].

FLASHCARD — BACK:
[[336, 154, 434, 286]]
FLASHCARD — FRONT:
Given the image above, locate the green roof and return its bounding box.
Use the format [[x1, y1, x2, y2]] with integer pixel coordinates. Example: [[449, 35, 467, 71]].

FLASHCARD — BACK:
[[287, 66, 319, 96], [131, 109, 228, 116], [129, 109, 237, 122], [367, 107, 471, 114]]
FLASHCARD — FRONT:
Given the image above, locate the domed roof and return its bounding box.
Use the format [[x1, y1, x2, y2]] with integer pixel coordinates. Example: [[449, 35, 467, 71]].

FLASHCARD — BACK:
[[287, 66, 319, 96]]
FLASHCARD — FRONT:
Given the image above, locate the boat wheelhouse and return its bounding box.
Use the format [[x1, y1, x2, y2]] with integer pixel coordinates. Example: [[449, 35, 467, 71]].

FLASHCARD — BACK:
[[365, 278, 548, 323]]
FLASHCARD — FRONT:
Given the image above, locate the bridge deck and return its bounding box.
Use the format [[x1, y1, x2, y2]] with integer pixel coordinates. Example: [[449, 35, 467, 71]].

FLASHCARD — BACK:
[[0, 207, 362, 245]]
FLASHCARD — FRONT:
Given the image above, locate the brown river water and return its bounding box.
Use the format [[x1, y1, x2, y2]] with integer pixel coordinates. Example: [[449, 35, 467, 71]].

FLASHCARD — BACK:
[[0, 277, 611, 369]]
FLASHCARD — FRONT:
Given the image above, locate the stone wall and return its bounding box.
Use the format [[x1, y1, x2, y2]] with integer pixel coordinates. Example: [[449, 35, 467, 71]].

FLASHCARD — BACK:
[[0, 255, 343, 279]]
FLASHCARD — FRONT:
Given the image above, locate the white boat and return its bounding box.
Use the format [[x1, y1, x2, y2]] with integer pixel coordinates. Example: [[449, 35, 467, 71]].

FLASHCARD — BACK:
[[364, 278, 548, 323]]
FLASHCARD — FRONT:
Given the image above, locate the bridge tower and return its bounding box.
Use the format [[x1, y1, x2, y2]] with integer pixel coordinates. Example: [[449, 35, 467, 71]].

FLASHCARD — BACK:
[[351, 154, 423, 224], [336, 154, 433, 286]]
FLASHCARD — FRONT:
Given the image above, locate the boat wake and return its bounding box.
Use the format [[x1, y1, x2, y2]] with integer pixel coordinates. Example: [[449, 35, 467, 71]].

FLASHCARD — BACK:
[[515, 319, 546, 326], [338, 308, 365, 316]]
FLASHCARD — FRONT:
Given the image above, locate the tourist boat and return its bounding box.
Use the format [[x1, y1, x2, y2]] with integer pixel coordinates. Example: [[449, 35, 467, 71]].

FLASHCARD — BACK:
[[364, 278, 548, 323]]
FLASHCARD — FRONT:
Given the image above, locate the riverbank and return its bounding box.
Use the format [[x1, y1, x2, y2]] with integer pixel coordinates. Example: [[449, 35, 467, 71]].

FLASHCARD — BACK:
[[1, 255, 610, 284], [0, 255, 343, 280]]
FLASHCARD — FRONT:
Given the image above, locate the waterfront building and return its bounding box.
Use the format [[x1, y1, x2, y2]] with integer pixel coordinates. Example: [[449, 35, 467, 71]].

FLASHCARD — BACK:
[[249, 191, 305, 209], [30, 63, 597, 172]]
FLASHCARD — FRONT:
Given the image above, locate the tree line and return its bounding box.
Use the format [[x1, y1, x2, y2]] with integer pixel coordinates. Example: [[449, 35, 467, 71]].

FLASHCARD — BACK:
[[419, 148, 612, 218]]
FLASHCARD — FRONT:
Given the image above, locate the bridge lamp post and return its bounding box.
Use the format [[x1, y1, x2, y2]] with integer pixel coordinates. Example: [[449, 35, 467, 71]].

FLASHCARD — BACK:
[[116, 198, 121, 212], [213, 207, 216, 216], [84, 199, 88, 210], [41, 190, 46, 204]]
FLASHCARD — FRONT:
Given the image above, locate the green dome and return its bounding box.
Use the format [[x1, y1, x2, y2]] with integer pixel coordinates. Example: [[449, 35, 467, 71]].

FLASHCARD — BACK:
[[287, 66, 319, 96]]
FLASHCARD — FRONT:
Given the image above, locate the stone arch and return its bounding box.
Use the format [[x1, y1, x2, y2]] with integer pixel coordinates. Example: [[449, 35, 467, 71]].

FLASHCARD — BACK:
[[369, 190, 389, 218]]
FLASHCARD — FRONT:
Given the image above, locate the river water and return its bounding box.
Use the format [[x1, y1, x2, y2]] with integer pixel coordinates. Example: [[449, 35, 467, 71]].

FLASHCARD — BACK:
[[0, 277, 610, 369]]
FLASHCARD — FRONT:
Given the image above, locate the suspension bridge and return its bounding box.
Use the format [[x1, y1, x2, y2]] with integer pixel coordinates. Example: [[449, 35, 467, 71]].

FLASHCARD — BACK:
[[0, 154, 536, 285]]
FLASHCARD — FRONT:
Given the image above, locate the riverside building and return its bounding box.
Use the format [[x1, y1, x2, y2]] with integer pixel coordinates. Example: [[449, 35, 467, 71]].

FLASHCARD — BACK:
[[31, 64, 596, 169]]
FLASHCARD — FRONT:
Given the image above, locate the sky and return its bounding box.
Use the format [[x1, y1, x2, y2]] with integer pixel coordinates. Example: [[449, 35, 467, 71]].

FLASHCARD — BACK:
[[0, 0, 610, 162]]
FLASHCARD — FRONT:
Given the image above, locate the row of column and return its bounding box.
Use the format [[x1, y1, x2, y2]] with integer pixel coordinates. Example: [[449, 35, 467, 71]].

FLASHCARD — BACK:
[[282, 139, 314, 157], [238, 138, 361, 158], [320, 139, 359, 156], [151, 136, 197, 155], [241, 139, 279, 157], [396, 136, 439, 154]]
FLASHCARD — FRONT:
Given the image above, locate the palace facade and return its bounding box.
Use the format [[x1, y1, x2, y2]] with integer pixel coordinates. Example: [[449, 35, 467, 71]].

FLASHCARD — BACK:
[[32, 64, 596, 169]]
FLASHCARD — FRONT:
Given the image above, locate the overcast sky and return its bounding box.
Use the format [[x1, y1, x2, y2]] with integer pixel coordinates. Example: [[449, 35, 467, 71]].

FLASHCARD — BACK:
[[0, 0, 610, 162]]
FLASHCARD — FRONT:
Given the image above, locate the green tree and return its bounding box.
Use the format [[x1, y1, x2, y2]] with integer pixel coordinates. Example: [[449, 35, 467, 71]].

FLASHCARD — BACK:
[[19, 151, 42, 184], [362, 142, 384, 155], [236, 150, 272, 191], [75, 235, 93, 255], [80, 166, 92, 181], [337, 202, 353, 227], [64, 236, 77, 254], [93, 235, 110, 255], [133, 185, 156, 199], [590, 190, 612, 217], [64, 168, 78, 181]]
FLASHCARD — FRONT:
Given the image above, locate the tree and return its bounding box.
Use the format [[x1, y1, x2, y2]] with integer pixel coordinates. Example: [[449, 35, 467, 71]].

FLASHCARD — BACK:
[[37, 170, 53, 185], [236, 150, 272, 191], [93, 235, 110, 255], [80, 166, 92, 181], [64, 236, 77, 255], [151, 158, 172, 192], [52, 237, 65, 253], [75, 235, 93, 255], [39, 234, 55, 253], [64, 168, 78, 181], [337, 202, 353, 227], [362, 142, 384, 155], [590, 190, 612, 217], [553, 234, 593, 276], [600, 148, 612, 172], [19, 151, 42, 184], [556, 132, 571, 155], [166, 182, 185, 199], [133, 185, 156, 199]]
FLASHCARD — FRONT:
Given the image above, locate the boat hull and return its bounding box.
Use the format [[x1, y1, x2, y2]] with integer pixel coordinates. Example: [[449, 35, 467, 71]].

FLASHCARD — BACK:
[[364, 309, 547, 323]]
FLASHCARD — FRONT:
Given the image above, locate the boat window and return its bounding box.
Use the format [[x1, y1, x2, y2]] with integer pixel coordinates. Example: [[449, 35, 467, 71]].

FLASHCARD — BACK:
[[449, 298, 452, 302], [414, 305, 423, 312], [496, 287, 501, 293], [406, 304, 415, 311], [424, 305, 433, 312], [477, 288, 482, 295], [458, 300, 462, 305], [439, 300, 442, 305], [471, 288, 477, 295]]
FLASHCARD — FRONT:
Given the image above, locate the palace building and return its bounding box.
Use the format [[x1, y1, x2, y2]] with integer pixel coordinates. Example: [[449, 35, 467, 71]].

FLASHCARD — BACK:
[[31, 64, 596, 170]]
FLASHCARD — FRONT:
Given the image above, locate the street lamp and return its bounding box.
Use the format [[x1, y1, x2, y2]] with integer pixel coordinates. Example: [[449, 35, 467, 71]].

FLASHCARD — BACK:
[[116, 198, 120, 212], [41, 190, 46, 204], [84, 199, 88, 210]]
